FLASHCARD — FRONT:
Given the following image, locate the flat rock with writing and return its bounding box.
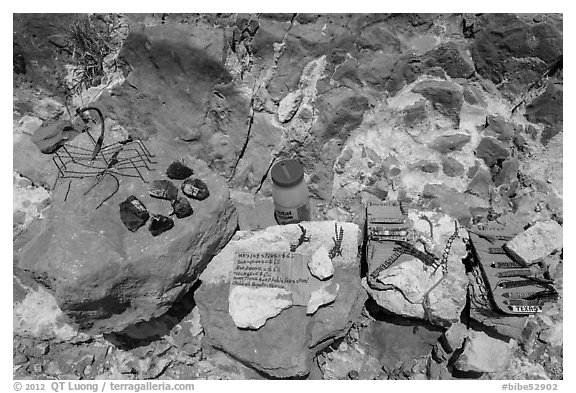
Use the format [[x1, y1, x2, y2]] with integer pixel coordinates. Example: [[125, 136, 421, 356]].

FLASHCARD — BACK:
[[195, 221, 366, 378]]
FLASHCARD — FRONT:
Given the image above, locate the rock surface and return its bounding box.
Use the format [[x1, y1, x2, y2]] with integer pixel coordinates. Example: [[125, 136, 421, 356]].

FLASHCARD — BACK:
[[455, 330, 514, 373], [13, 12, 563, 381], [196, 221, 366, 378], [228, 286, 293, 329], [442, 322, 468, 352], [307, 282, 339, 315], [412, 80, 463, 126], [16, 134, 238, 334], [471, 14, 562, 97], [476, 137, 510, 168], [422, 42, 475, 79], [308, 246, 335, 280], [428, 134, 471, 153], [97, 23, 249, 178], [505, 220, 563, 265]]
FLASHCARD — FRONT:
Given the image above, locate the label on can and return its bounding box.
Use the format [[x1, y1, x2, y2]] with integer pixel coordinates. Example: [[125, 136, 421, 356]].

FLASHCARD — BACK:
[[274, 201, 311, 225]]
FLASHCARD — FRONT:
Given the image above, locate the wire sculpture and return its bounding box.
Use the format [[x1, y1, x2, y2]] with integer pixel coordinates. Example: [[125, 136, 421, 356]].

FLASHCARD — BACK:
[[290, 224, 311, 252], [328, 223, 344, 259], [51, 107, 156, 209]]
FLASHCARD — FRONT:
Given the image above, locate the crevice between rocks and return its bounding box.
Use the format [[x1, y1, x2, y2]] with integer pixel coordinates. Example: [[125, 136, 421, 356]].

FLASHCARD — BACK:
[[228, 84, 257, 182], [254, 156, 276, 195]]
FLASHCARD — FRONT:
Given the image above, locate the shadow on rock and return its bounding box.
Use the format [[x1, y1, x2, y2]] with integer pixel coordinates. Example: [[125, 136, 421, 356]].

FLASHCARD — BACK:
[[104, 281, 200, 350]]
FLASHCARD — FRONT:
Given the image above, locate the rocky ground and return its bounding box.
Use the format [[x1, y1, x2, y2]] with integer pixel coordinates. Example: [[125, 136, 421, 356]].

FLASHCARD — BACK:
[[13, 13, 562, 380]]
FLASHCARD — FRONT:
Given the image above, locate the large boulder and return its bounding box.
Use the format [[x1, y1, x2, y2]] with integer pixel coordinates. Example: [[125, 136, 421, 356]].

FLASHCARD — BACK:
[[16, 134, 238, 334], [195, 221, 367, 378]]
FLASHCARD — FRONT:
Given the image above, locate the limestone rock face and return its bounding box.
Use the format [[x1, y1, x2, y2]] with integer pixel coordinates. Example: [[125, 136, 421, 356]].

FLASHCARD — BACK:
[[17, 136, 238, 334], [526, 82, 563, 145], [467, 168, 493, 198], [494, 158, 519, 186], [505, 220, 563, 265], [476, 136, 510, 168], [471, 14, 562, 96], [423, 42, 475, 79], [428, 134, 471, 153], [228, 286, 293, 329], [412, 80, 463, 126], [455, 330, 514, 373], [227, 113, 284, 190], [485, 115, 516, 142], [441, 156, 465, 177], [195, 221, 366, 378], [308, 246, 334, 280], [278, 90, 303, 123]]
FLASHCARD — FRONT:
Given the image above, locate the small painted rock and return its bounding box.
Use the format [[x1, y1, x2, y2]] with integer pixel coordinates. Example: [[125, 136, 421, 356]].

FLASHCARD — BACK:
[[149, 214, 174, 237], [149, 180, 178, 201], [119, 196, 149, 232], [166, 161, 194, 180], [171, 197, 194, 219], [181, 179, 209, 200]]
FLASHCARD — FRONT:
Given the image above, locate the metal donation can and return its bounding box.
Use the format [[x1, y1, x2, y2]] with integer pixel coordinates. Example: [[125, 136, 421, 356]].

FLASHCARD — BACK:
[[271, 159, 310, 225]]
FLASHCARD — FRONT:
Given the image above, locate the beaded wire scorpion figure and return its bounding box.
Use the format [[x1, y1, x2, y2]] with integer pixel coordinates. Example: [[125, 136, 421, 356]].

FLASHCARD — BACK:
[[52, 107, 156, 209]]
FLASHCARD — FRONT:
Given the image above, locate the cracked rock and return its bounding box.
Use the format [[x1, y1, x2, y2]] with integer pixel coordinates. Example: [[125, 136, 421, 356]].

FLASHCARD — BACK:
[[504, 220, 563, 265]]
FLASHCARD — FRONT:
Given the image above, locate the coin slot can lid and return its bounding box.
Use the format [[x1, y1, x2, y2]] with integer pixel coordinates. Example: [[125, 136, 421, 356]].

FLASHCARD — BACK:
[[271, 159, 304, 188]]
